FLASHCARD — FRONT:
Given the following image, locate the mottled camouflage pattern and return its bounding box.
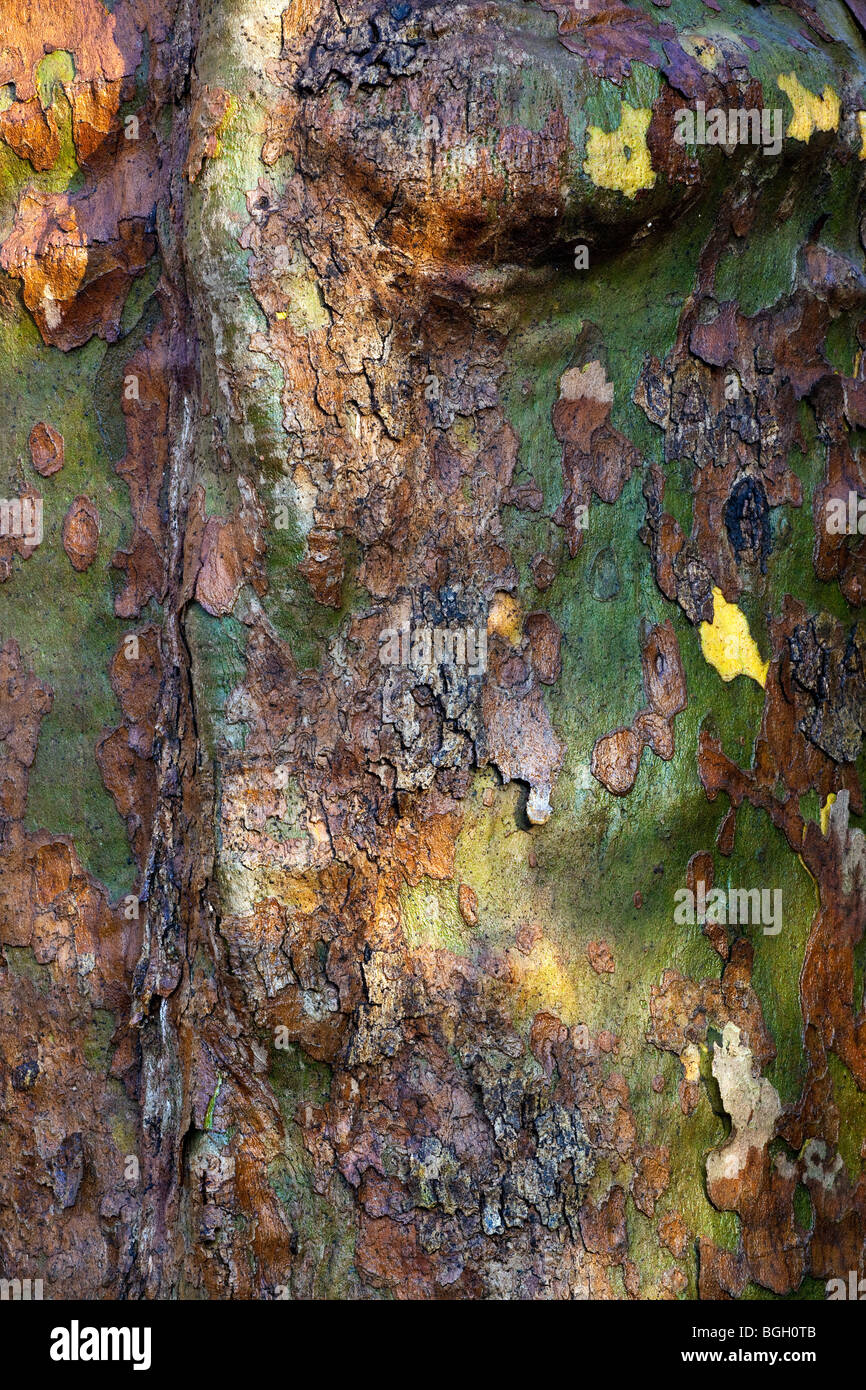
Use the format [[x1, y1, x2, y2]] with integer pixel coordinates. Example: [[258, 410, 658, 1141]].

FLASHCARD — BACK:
[[1, 0, 866, 1299]]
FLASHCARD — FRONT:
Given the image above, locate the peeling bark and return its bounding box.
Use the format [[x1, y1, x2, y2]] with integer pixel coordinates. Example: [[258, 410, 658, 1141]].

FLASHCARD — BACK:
[[2, 0, 866, 1303]]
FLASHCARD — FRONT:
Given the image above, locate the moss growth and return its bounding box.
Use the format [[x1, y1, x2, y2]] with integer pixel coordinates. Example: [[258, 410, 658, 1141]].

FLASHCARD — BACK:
[[267, 1040, 363, 1297], [2, 945, 51, 992], [83, 1008, 116, 1071]]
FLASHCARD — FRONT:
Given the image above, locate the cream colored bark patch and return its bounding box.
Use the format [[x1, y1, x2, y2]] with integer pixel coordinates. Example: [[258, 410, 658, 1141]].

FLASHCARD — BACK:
[[707, 1023, 781, 1184], [777, 73, 840, 142], [558, 360, 614, 404], [584, 104, 656, 199], [699, 586, 768, 687]]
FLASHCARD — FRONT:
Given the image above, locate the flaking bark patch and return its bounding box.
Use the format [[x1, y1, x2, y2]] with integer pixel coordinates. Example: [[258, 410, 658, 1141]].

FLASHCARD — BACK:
[[3, 0, 866, 1302], [62, 495, 100, 572]]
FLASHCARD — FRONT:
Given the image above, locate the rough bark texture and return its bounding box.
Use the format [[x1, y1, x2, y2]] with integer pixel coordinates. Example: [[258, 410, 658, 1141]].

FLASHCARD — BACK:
[[2, 0, 866, 1300]]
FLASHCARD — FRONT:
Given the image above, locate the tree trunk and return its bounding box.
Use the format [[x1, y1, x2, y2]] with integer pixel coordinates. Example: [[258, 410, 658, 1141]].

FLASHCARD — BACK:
[[2, 0, 866, 1301]]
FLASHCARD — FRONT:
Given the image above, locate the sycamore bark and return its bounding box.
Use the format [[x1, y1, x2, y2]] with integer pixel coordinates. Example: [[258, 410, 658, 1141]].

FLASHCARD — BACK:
[[1, 0, 866, 1299]]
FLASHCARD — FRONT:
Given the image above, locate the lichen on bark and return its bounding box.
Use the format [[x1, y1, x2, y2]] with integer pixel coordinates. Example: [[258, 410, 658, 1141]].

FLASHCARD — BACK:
[[1, 0, 866, 1301]]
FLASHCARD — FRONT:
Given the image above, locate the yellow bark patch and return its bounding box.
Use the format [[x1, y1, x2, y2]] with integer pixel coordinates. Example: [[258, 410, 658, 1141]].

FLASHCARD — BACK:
[[858, 112, 866, 159], [583, 104, 656, 199], [681, 35, 720, 71], [487, 592, 523, 647], [777, 73, 840, 142], [700, 587, 768, 687], [820, 792, 837, 837], [681, 1042, 701, 1085], [510, 938, 579, 1023]]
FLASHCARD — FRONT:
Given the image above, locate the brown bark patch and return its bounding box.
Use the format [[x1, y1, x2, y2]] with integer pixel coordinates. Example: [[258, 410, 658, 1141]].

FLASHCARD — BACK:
[[62, 496, 100, 572], [28, 422, 64, 478]]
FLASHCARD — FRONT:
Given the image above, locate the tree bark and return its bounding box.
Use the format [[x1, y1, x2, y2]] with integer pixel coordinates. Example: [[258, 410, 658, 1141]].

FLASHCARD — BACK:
[[2, 0, 866, 1300]]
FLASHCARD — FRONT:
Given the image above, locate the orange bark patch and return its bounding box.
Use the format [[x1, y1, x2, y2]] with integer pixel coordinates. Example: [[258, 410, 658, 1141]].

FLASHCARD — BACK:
[[28, 422, 64, 477], [62, 495, 100, 571]]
